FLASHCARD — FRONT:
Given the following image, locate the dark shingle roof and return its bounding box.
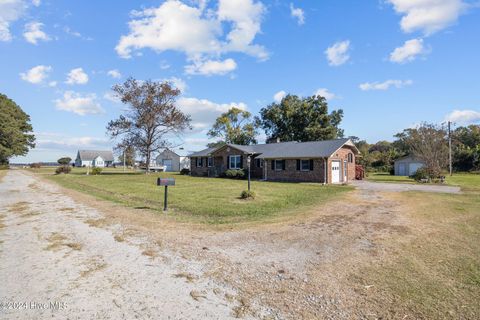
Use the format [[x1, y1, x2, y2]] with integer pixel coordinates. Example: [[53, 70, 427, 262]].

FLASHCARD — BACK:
[[78, 150, 114, 161], [188, 147, 218, 157], [188, 139, 357, 159]]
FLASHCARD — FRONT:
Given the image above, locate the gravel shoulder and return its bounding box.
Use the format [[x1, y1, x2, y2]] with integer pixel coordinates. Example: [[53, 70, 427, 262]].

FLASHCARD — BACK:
[[0, 170, 242, 320]]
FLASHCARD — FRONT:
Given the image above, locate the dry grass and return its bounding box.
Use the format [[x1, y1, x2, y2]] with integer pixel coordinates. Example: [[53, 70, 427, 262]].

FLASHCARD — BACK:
[[59, 207, 75, 212], [45, 233, 68, 251], [232, 297, 251, 318], [350, 191, 480, 319], [113, 234, 125, 242], [84, 218, 107, 228], [45, 233, 83, 252], [141, 248, 157, 258], [0, 222, 5, 229], [80, 259, 107, 278], [65, 242, 83, 250], [8, 201, 30, 213], [189, 290, 206, 301], [173, 272, 197, 283]]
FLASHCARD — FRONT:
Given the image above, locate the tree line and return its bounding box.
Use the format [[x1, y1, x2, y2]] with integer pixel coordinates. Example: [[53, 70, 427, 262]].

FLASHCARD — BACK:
[[1, 78, 478, 178]]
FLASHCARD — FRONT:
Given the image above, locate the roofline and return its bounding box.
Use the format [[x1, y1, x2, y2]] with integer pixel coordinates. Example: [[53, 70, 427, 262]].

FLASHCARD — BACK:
[[327, 139, 359, 157]]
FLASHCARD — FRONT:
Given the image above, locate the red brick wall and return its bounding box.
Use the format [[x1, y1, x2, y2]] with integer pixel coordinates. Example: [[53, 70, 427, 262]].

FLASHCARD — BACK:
[[326, 146, 356, 183], [265, 159, 327, 182]]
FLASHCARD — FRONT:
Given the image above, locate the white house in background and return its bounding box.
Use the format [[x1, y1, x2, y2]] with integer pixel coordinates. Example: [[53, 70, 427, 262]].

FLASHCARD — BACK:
[[154, 148, 190, 172], [75, 150, 114, 167], [394, 155, 425, 176]]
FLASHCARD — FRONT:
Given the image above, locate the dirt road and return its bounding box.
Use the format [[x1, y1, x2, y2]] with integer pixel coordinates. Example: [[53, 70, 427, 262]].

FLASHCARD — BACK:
[[1, 170, 415, 319]]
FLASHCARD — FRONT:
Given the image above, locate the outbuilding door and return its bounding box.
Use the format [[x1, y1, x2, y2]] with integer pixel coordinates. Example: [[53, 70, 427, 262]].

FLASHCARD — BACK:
[[162, 159, 173, 172], [397, 163, 407, 176], [331, 160, 341, 183], [409, 163, 423, 175]]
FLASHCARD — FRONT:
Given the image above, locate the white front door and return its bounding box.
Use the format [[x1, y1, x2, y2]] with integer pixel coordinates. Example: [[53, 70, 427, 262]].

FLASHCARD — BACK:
[[162, 159, 173, 171], [331, 160, 341, 183]]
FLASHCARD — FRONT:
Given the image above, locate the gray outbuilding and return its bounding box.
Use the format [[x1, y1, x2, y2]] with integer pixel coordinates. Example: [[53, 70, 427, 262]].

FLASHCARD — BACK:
[[394, 155, 425, 176], [155, 149, 182, 172]]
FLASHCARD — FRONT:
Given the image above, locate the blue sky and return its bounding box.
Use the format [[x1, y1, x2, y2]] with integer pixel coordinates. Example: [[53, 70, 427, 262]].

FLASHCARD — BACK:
[[1, 0, 479, 162]]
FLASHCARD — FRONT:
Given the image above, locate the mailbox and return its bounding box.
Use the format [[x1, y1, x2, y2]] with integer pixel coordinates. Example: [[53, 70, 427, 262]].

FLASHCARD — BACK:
[[157, 178, 175, 186]]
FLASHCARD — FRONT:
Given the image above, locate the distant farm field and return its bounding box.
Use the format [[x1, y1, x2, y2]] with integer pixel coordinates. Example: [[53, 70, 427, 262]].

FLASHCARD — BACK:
[[31, 167, 351, 224]]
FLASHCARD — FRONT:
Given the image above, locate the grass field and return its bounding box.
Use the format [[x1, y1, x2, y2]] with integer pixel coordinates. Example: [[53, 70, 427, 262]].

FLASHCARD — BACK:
[[357, 173, 480, 318], [31, 167, 352, 224], [367, 172, 480, 189]]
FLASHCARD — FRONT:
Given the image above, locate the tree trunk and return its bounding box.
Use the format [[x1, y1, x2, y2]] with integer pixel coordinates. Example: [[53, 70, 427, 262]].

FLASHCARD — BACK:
[[145, 147, 151, 174]]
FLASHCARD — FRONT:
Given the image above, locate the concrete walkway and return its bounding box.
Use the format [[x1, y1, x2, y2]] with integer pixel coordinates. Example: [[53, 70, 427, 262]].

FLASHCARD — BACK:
[[351, 180, 461, 194]]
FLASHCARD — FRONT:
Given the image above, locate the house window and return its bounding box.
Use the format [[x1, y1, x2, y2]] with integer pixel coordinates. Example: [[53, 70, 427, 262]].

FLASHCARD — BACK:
[[229, 155, 242, 169], [300, 159, 310, 171], [255, 158, 263, 168], [207, 157, 213, 167], [196, 157, 203, 167], [348, 153, 353, 163], [274, 159, 285, 171]]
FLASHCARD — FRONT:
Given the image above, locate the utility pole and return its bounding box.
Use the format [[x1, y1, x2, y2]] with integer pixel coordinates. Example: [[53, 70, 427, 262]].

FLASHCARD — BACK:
[[448, 121, 452, 176]]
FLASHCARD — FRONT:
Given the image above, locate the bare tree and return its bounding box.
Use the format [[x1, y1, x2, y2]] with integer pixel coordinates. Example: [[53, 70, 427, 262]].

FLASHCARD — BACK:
[[107, 78, 191, 172], [395, 123, 448, 178]]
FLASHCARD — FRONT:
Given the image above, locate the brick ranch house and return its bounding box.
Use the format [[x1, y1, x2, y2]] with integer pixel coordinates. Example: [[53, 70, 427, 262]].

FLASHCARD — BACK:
[[189, 138, 359, 184]]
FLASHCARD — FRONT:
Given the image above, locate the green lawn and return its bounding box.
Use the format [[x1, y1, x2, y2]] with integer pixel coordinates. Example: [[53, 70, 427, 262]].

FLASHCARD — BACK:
[[366, 172, 416, 184], [34, 167, 352, 224], [367, 172, 480, 191]]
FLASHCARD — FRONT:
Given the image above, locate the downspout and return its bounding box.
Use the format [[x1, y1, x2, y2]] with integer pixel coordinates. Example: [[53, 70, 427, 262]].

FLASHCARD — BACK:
[[323, 157, 327, 185]]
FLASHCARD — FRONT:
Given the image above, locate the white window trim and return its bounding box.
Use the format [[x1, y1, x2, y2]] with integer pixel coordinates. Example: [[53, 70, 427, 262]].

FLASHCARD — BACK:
[[229, 155, 241, 169], [274, 159, 283, 171], [300, 159, 310, 171]]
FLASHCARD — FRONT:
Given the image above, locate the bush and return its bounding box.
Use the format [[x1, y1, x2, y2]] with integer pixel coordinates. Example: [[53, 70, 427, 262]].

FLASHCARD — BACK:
[[0, 164, 9, 170], [225, 169, 245, 179], [30, 163, 41, 169], [55, 165, 71, 174], [410, 167, 429, 181], [180, 168, 190, 175], [240, 190, 255, 200], [91, 167, 102, 175]]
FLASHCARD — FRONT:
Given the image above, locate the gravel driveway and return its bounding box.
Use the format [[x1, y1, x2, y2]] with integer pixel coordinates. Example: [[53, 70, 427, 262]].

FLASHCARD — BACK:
[[0, 170, 241, 320], [351, 180, 461, 194]]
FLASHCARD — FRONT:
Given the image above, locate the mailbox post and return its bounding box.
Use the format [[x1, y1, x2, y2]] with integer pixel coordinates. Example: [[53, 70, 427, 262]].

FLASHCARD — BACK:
[[157, 178, 175, 211]]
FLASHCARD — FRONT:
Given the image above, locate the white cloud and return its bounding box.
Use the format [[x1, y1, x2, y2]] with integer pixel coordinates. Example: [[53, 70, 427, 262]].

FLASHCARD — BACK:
[[290, 3, 305, 25], [32, 0, 40, 7], [185, 58, 237, 76], [19, 65, 52, 84], [66, 68, 89, 85], [115, 0, 267, 73], [314, 88, 336, 100], [162, 77, 187, 92], [359, 79, 413, 91], [48, 81, 57, 87], [178, 97, 247, 132], [23, 21, 50, 44], [445, 110, 480, 125], [273, 90, 286, 103], [388, 0, 468, 35], [107, 69, 122, 79], [34, 132, 110, 151], [103, 92, 120, 103], [0, 0, 27, 41], [55, 91, 104, 115], [390, 38, 427, 63], [325, 40, 350, 66]]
